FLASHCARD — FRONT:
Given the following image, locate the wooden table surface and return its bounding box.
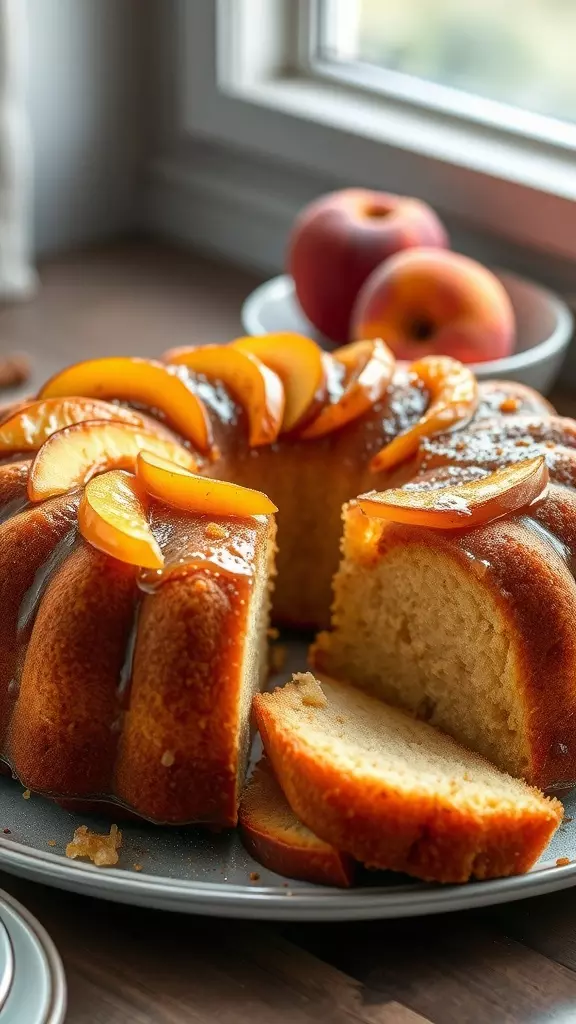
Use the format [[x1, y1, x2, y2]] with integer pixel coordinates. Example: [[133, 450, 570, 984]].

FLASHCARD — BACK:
[[1, 240, 575, 1024]]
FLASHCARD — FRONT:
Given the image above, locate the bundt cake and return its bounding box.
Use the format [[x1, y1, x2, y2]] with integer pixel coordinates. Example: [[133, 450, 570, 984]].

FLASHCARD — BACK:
[[253, 673, 562, 884], [0, 332, 572, 828]]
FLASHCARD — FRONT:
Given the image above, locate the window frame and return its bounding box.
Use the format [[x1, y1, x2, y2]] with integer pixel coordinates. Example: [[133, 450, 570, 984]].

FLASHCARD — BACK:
[[309, 0, 576, 152], [179, 0, 576, 261]]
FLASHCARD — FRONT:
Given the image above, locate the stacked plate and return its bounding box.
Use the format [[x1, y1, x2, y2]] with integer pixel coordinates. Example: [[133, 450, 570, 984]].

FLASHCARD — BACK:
[[0, 889, 66, 1023]]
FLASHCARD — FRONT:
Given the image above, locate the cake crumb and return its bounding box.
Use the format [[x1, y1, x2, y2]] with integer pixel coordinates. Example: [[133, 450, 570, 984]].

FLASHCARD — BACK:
[[249, 871, 260, 881], [294, 672, 328, 708], [2, 828, 10, 835], [161, 750, 175, 767], [499, 396, 521, 413], [205, 521, 229, 540], [267, 627, 280, 640], [133, 863, 143, 872], [66, 824, 122, 867], [47, 840, 56, 847], [557, 857, 571, 866], [22, 789, 31, 800]]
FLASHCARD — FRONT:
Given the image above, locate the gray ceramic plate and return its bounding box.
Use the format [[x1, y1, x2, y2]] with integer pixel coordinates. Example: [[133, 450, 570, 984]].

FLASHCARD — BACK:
[[0, 919, 13, 1015], [241, 272, 573, 393], [0, 640, 575, 921], [0, 889, 66, 1024]]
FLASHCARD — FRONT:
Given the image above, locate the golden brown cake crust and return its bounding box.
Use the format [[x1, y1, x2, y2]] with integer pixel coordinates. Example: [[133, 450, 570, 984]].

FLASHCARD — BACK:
[[0, 367, 568, 830], [0, 468, 275, 825], [313, 486, 576, 791], [114, 569, 256, 825], [205, 374, 557, 627], [9, 541, 137, 796], [239, 755, 355, 887], [254, 678, 562, 884], [0, 459, 29, 505], [375, 514, 576, 791], [0, 493, 79, 733]]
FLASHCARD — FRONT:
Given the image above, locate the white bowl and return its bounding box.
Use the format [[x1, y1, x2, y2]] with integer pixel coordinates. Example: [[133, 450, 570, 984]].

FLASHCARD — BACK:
[[242, 272, 573, 394]]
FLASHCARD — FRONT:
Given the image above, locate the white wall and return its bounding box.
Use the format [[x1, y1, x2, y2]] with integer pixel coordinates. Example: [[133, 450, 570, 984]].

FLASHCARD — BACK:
[[27, 0, 152, 254]]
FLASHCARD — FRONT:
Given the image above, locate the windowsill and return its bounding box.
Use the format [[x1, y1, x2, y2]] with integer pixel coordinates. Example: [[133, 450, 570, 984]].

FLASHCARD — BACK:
[[182, 64, 576, 263], [228, 73, 576, 204]]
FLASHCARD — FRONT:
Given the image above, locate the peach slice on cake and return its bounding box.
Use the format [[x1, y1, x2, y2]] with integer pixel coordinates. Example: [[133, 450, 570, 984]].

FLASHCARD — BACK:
[[231, 333, 326, 432], [79, 470, 164, 569], [370, 355, 478, 473], [297, 338, 395, 440], [0, 396, 34, 425], [358, 456, 548, 530], [163, 345, 285, 446], [137, 451, 278, 516], [0, 397, 151, 453], [39, 357, 212, 453], [28, 420, 197, 502]]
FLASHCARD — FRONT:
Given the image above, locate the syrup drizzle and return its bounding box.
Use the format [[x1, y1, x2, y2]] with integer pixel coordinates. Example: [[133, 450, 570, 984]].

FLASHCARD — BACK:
[[518, 514, 573, 566], [17, 529, 77, 632], [138, 505, 260, 593], [116, 600, 140, 707]]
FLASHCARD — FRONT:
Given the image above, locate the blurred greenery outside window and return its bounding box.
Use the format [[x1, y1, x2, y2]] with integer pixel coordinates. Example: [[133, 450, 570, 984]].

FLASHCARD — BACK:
[[319, 0, 576, 126]]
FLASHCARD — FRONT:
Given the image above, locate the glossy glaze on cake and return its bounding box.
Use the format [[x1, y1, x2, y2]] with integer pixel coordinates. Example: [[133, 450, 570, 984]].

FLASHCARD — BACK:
[[193, 370, 554, 627], [312, 397, 576, 791], [0, 467, 275, 824], [0, 339, 570, 823]]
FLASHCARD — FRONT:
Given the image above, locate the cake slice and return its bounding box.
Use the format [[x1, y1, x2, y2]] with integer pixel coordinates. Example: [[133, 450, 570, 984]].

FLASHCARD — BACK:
[[239, 756, 355, 887], [253, 673, 562, 884], [311, 492, 576, 790]]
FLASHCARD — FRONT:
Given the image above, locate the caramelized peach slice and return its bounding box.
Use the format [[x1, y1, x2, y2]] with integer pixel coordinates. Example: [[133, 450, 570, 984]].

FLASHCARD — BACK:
[[137, 451, 278, 516], [0, 397, 151, 453], [0, 395, 34, 424], [39, 357, 212, 453], [79, 470, 164, 569], [297, 339, 395, 440], [163, 345, 285, 446], [232, 333, 326, 433], [358, 456, 548, 530], [370, 355, 478, 473], [28, 420, 197, 502]]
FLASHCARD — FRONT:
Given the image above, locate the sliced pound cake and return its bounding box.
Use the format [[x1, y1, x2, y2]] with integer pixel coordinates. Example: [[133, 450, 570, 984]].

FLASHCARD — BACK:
[[253, 673, 562, 884], [239, 756, 355, 887], [311, 496, 576, 790]]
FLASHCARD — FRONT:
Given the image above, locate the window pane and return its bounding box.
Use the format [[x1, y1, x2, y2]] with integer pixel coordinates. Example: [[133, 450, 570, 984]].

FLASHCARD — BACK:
[[320, 0, 576, 124]]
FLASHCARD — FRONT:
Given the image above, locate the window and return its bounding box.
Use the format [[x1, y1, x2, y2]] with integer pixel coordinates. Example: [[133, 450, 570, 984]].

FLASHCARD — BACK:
[[313, 0, 576, 141], [178, 0, 576, 263]]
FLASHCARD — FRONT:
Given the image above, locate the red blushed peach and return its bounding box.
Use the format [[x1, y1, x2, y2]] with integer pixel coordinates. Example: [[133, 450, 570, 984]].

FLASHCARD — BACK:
[[351, 248, 515, 364], [288, 188, 448, 343]]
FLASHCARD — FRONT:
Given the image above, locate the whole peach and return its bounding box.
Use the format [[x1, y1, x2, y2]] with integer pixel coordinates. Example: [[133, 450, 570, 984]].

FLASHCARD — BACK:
[[288, 189, 448, 343], [351, 249, 515, 364]]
